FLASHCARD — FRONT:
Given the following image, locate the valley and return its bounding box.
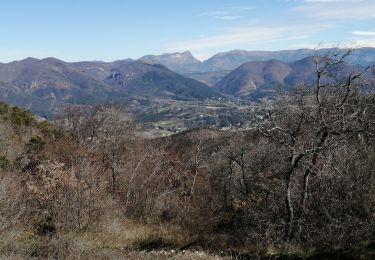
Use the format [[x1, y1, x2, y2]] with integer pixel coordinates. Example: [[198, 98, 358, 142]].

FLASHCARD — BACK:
[[0, 47, 373, 137], [2, 1, 375, 259], [1, 38, 375, 260], [127, 97, 258, 137]]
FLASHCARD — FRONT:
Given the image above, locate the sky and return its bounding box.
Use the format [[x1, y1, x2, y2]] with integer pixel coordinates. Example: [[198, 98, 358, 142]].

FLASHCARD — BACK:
[[1, 0, 375, 62]]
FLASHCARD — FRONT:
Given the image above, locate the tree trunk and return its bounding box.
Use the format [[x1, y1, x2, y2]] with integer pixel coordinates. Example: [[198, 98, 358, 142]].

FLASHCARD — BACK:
[[285, 169, 294, 241]]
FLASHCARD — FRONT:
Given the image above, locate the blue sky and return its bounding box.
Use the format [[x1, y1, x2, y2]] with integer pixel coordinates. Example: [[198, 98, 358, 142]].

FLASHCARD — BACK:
[[1, 0, 375, 62]]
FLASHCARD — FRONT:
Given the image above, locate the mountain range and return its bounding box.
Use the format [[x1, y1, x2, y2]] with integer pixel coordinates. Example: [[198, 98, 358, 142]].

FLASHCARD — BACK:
[[0, 58, 219, 117], [138, 47, 375, 74], [0, 47, 374, 118]]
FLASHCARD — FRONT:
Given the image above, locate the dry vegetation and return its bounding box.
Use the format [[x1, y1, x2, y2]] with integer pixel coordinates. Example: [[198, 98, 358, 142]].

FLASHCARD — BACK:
[[0, 51, 375, 259]]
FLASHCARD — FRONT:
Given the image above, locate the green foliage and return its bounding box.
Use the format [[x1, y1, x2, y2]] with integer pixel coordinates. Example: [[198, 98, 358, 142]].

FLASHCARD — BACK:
[[22, 136, 46, 172], [0, 101, 37, 126], [0, 156, 10, 170], [26, 136, 45, 155], [0, 102, 10, 115], [0, 102, 56, 136], [34, 215, 56, 236], [37, 120, 55, 136], [10, 107, 35, 126]]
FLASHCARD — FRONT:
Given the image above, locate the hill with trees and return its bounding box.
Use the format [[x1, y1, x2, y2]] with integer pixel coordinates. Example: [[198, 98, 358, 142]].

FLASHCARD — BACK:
[[0, 50, 374, 259], [0, 58, 220, 118]]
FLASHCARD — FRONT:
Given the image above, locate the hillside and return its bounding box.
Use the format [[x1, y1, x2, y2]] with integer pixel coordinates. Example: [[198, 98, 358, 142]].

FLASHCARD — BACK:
[[0, 58, 219, 118], [214, 59, 293, 97], [0, 102, 53, 169], [183, 70, 231, 87], [104, 61, 221, 100], [214, 56, 365, 98], [0, 95, 374, 259], [0, 58, 115, 117]]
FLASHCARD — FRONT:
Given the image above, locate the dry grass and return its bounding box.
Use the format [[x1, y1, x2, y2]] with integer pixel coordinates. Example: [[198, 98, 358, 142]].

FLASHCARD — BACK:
[[1, 217, 373, 259], [0, 215, 228, 259]]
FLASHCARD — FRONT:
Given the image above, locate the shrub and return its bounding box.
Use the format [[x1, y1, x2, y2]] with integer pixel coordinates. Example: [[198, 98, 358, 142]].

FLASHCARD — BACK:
[[0, 156, 10, 170]]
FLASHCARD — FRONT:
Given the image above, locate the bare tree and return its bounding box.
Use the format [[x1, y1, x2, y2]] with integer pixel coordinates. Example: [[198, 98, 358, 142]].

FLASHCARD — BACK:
[[257, 48, 373, 240]]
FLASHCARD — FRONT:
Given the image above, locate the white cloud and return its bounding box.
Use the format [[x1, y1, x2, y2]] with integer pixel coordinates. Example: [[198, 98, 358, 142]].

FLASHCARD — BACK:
[[351, 31, 375, 47], [304, 0, 363, 2], [213, 15, 242, 20], [200, 11, 241, 20], [201, 11, 227, 16], [290, 39, 375, 50], [200, 6, 254, 20], [293, 0, 375, 20], [165, 22, 333, 53], [353, 31, 375, 36], [290, 42, 352, 49], [353, 38, 375, 47], [286, 0, 359, 2], [290, 43, 320, 49], [288, 35, 310, 40], [304, 0, 343, 2], [163, 1, 375, 58]]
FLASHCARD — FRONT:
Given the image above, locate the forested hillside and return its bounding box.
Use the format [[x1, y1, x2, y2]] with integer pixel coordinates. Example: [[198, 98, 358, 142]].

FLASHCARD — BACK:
[[0, 51, 374, 259]]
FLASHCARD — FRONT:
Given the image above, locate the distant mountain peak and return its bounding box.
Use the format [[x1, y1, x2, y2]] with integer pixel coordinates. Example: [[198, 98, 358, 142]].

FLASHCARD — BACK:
[[19, 57, 40, 63], [159, 51, 193, 57], [141, 51, 199, 62], [42, 57, 64, 62], [138, 51, 202, 73]]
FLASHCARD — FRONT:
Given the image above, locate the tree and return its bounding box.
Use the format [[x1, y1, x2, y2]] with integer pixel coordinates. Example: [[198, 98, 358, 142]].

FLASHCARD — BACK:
[[257, 48, 374, 241]]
